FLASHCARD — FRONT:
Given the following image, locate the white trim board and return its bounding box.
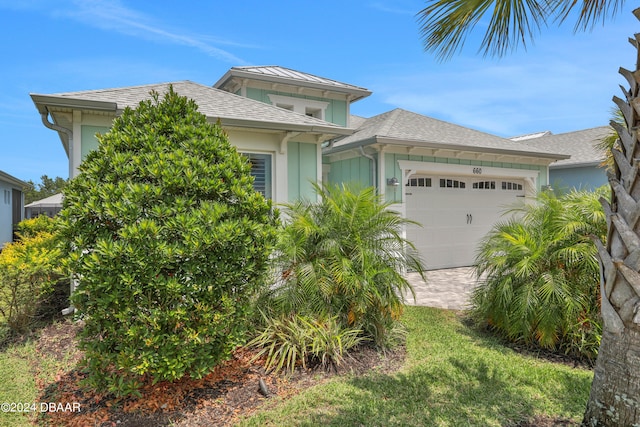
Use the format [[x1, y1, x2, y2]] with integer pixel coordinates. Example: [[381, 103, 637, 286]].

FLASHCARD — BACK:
[[397, 160, 539, 181]]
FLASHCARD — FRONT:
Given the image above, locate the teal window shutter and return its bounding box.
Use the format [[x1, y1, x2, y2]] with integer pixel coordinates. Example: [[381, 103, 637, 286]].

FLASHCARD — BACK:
[[244, 153, 272, 200]]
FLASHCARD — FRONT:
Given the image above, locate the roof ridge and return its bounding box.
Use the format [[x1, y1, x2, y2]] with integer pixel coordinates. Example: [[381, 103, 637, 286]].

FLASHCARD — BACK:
[[379, 108, 403, 136], [44, 80, 203, 97]]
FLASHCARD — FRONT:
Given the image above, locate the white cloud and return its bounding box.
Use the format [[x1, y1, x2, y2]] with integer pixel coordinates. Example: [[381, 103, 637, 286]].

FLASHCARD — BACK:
[[363, 28, 627, 137], [368, 1, 418, 15], [63, 0, 249, 64], [1, 0, 249, 64]]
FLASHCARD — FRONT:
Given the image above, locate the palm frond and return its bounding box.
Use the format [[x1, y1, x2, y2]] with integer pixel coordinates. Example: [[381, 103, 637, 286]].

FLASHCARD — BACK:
[[472, 188, 605, 358], [553, 0, 626, 31], [417, 0, 624, 60], [417, 0, 550, 59]]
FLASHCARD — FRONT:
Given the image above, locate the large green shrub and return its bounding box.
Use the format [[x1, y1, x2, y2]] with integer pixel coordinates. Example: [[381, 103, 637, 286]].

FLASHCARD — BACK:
[[0, 217, 65, 335], [259, 183, 424, 352], [59, 87, 278, 396], [472, 187, 607, 361]]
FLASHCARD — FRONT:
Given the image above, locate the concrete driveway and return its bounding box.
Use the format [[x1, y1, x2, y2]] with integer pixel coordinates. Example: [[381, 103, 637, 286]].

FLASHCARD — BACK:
[[404, 266, 480, 311]]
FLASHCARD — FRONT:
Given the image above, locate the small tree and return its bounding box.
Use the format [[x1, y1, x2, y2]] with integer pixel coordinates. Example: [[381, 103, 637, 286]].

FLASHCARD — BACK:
[[59, 87, 278, 396]]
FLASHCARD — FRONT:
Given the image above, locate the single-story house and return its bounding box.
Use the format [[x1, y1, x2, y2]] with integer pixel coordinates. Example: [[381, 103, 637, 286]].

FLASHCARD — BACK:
[[31, 65, 569, 269], [510, 126, 610, 191], [24, 193, 63, 219], [323, 108, 569, 268], [0, 170, 26, 248]]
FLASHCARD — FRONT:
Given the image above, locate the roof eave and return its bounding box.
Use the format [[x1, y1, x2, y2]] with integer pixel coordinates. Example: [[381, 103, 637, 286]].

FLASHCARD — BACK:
[[217, 117, 353, 136], [325, 136, 571, 160], [214, 69, 372, 101], [32, 93, 353, 138], [30, 94, 118, 115], [0, 170, 28, 188], [550, 161, 603, 169]]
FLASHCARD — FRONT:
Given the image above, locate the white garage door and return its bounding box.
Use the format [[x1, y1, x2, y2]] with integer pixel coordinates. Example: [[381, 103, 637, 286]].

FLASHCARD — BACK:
[[405, 175, 525, 270]]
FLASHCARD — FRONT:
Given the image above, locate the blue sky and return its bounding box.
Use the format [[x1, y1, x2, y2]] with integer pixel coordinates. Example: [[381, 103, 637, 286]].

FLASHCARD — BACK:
[[0, 0, 636, 183]]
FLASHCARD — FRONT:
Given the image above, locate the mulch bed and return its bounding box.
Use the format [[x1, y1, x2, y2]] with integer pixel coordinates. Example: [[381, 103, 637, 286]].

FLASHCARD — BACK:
[[28, 318, 585, 426], [31, 321, 406, 426]]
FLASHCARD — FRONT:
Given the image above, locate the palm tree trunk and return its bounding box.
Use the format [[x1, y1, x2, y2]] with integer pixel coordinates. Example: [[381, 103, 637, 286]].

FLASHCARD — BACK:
[[583, 8, 640, 425]]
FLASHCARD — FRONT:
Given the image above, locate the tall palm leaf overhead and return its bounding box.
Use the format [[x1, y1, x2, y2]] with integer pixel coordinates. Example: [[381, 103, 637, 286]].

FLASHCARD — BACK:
[[417, 1, 639, 424], [418, 0, 625, 59]]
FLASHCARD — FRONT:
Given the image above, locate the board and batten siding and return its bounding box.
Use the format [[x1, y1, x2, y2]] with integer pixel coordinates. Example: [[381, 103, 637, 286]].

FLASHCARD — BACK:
[[81, 125, 110, 161], [325, 156, 374, 189], [245, 88, 348, 127], [287, 141, 318, 201]]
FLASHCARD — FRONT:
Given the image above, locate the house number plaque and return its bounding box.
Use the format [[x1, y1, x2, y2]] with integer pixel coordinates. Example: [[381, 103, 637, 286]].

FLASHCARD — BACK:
[[472, 167, 482, 175]]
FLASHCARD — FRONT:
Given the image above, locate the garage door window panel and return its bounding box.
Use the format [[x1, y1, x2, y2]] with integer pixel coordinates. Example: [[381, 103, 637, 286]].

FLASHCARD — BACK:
[[439, 178, 466, 189], [472, 181, 496, 190]]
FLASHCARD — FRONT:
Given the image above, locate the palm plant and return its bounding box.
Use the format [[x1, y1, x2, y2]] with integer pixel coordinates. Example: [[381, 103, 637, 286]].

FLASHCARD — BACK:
[[595, 108, 624, 171], [261, 183, 425, 348], [473, 189, 606, 360], [417, 1, 639, 424]]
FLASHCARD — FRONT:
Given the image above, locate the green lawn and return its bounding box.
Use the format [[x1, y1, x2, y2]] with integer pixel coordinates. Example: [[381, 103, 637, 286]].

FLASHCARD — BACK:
[[0, 341, 39, 427], [237, 306, 593, 426], [0, 307, 593, 426]]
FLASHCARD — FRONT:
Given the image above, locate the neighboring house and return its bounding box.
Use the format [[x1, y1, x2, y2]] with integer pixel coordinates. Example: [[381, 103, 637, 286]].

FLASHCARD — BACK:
[[25, 193, 63, 219], [0, 170, 26, 248], [31, 65, 569, 269], [510, 126, 610, 191]]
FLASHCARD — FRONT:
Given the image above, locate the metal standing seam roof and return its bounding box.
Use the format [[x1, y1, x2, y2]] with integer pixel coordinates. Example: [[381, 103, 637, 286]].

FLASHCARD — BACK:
[[510, 126, 611, 168], [31, 81, 352, 134], [214, 66, 372, 100], [327, 109, 569, 160]]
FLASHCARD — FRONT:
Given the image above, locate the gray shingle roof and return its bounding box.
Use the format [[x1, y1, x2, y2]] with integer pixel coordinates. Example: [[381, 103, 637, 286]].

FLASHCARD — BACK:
[[328, 109, 567, 159], [514, 126, 610, 167], [32, 81, 350, 133]]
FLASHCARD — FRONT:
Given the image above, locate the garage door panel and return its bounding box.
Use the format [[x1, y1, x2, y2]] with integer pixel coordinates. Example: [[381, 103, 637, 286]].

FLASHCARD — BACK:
[[405, 175, 524, 269]]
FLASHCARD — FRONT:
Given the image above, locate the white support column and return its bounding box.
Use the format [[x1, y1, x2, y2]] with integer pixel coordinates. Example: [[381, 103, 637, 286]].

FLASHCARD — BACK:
[[71, 110, 82, 178], [378, 149, 386, 197], [316, 142, 323, 202]]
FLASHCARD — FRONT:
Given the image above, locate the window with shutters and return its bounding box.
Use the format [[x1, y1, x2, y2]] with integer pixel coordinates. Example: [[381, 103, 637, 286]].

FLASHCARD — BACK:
[[243, 153, 273, 200]]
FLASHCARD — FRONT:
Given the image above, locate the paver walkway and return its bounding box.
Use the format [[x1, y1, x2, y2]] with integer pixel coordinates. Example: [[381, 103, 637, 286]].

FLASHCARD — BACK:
[[404, 266, 480, 310]]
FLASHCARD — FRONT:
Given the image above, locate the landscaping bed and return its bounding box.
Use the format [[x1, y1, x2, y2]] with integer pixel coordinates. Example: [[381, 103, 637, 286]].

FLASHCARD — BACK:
[[32, 320, 405, 426], [0, 306, 594, 426]]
